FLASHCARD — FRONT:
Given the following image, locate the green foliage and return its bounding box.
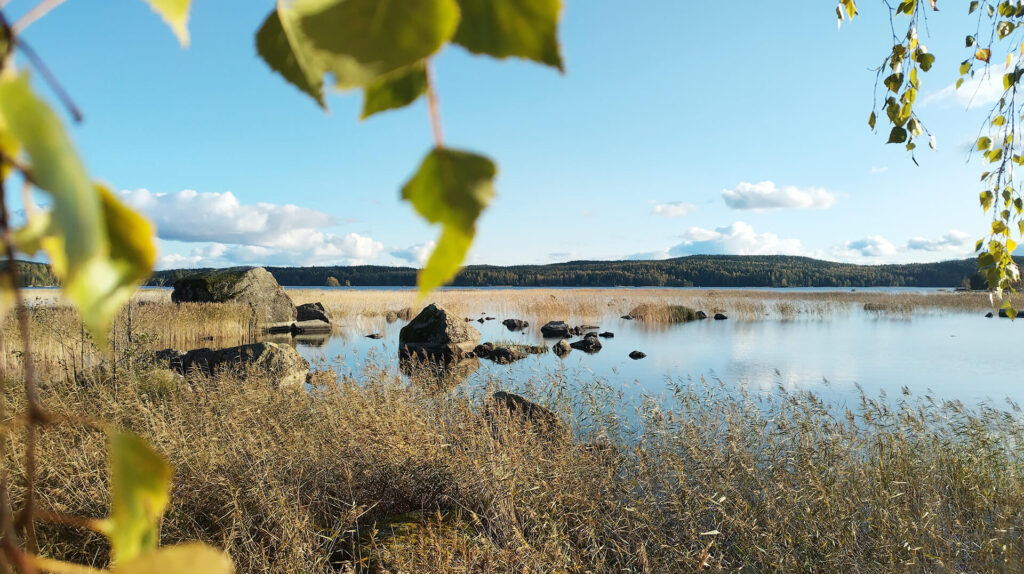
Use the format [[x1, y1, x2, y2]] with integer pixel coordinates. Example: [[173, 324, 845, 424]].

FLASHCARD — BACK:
[[401, 148, 497, 292], [255, 0, 563, 291], [361, 62, 428, 119], [104, 430, 173, 564], [141, 0, 192, 46], [0, 74, 155, 346], [452, 0, 564, 70]]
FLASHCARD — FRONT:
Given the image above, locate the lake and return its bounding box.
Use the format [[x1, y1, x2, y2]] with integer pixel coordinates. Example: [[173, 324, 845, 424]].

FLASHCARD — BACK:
[[278, 288, 1024, 407]]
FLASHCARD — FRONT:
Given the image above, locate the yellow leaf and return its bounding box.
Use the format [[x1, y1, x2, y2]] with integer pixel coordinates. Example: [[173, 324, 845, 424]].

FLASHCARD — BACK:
[[113, 543, 234, 574], [976, 48, 992, 62], [140, 0, 191, 47], [106, 431, 173, 565]]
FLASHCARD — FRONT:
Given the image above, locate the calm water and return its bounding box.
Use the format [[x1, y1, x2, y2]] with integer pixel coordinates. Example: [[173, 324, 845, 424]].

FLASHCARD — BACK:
[[286, 300, 1023, 406]]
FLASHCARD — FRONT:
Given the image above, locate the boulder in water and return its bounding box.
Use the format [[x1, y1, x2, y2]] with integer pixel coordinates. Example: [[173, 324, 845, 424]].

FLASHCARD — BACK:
[[399, 304, 481, 361], [171, 267, 296, 324]]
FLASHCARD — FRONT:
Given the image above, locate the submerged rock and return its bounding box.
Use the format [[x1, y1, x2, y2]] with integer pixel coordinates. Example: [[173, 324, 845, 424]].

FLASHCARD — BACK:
[[490, 391, 565, 435], [541, 321, 570, 337], [296, 302, 329, 323], [171, 342, 309, 388], [714, 313, 728, 320], [629, 351, 646, 360], [474, 343, 527, 364], [502, 318, 529, 331], [696, 310, 708, 320], [986, 312, 995, 318], [553, 339, 571, 357], [366, 333, 384, 339], [399, 304, 481, 361], [570, 333, 602, 353], [171, 266, 296, 323], [598, 331, 614, 338]]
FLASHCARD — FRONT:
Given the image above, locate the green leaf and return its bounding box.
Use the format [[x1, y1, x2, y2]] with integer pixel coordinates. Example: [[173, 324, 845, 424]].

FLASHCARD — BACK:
[[104, 431, 173, 565], [284, 0, 460, 90], [979, 251, 996, 268], [967, 35, 976, 47], [361, 62, 428, 119], [401, 147, 497, 292], [978, 136, 993, 150], [256, 9, 326, 108], [868, 111, 876, 129], [0, 76, 157, 347], [140, 0, 191, 47], [960, 60, 972, 75], [917, 52, 935, 71], [418, 225, 475, 293], [884, 72, 904, 93], [970, 0, 980, 13], [887, 126, 907, 143], [113, 543, 234, 574], [452, 0, 564, 71]]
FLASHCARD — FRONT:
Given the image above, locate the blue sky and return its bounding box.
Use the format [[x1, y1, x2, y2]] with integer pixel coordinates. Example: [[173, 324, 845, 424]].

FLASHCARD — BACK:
[[7, 0, 1008, 268]]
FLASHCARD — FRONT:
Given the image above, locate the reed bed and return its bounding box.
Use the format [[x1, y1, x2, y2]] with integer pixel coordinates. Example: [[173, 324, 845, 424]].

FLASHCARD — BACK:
[[1, 357, 1021, 573]]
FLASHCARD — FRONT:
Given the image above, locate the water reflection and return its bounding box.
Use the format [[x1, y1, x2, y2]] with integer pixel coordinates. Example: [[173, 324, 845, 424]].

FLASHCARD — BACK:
[[272, 308, 1023, 406]]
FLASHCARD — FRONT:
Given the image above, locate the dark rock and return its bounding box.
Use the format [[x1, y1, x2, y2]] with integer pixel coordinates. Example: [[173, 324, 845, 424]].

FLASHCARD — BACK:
[[541, 321, 571, 337], [366, 333, 384, 339], [998, 308, 1018, 318], [477, 318, 485, 323], [485, 316, 496, 321], [173, 342, 309, 388], [696, 311, 708, 320], [171, 266, 296, 323], [399, 304, 481, 361], [201, 335, 214, 341], [714, 313, 728, 320], [153, 348, 185, 371], [502, 318, 529, 331], [621, 315, 634, 320], [553, 339, 571, 357], [570, 332, 602, 353], [490, 391, 565, 435], [474, 343, 527, 364], [629, 351, 646, 360], [598, 332, 614, 338], [297, 302, 329, 323], [986, 312, 995, 318]]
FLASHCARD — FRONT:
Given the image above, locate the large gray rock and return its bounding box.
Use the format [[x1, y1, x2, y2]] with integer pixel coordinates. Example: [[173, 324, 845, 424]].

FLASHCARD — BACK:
[[171, 267, 296, 324], [399, 303, 480, 361], [170, 342, 309, 388]]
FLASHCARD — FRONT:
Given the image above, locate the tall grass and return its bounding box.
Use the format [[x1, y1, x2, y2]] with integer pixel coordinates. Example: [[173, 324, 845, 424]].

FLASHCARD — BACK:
[[2, 357, 1022, 573]]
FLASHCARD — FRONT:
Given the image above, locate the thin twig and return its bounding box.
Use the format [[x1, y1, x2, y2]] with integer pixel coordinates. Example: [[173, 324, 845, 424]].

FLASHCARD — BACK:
[[424, 62, 444, 148], [13, 39, 82, 123], [11, 0, 67, 35]]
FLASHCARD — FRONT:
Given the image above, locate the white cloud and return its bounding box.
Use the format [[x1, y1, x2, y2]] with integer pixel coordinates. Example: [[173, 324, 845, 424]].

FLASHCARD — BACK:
[[125, 189, 384, 268], [625, 248, 672, 260], [923, 64, 1008, 110], [391, 241, 436, 266], [906, 229, 973, 253], [832, 235, 898, 259], [651, 201, 698, 218], [721, 181, 837, 210], [669, 221, 804, 256], [870, 166, 888, 175]]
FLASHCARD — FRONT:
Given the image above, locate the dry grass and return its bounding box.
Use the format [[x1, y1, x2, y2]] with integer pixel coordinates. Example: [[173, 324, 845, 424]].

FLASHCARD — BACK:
[[1, 358, 1021, 573]]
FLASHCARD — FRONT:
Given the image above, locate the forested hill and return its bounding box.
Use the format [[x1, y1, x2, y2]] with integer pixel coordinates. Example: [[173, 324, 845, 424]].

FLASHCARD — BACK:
[[144, 255, 1004, 289]]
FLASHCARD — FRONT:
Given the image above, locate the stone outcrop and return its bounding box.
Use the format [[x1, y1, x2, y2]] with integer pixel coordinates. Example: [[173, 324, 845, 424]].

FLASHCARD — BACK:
[[474, 343, 527, 364], [297, 302, 329, 323], [629, 350, 646, 360], [502, 319, 529, 331], [714, 313, 728, 320], [399, 304, 481, 361], [553, 339, 571, 357], [540, 321, 570, 337], [171, 267, 296, 324], [570, 332, 602, 353], [163, 342, 309, 388]]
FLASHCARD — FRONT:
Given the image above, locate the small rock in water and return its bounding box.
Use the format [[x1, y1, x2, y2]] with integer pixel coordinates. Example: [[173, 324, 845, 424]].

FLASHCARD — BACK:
[[621, 315, 634, 320], [598, 332, 614, 338], [502, 318, 529, 331], [485, 316, 496, 321], [629, 351, 646, 360], [541, 321, 571, 337], [570, 333, 602, 353], [986, 312, 995, 318], [553, 339, 571, 357], [366, 333, 384, 339], [477, 318, 486, 323], [714, 313, 728, 320], [696, 311, 708, 320]]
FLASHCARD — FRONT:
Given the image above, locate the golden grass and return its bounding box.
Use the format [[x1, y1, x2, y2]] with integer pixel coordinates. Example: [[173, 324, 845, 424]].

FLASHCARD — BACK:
[[1, 358, 1021, 572]]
